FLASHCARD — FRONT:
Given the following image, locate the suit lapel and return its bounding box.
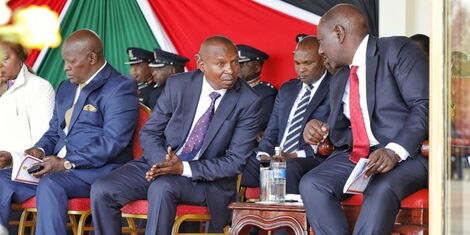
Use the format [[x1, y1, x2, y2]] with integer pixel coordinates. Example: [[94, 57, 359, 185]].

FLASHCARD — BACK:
[[59, 83, 76, 130], [68, 65, 109, 131], [199, 81, 241, 155], [328, 68, 349, 126], [366, 37, 378, 119], [278, 80, 302, 138], [180, 72, 203, 145], [301, 73, 330, 126]]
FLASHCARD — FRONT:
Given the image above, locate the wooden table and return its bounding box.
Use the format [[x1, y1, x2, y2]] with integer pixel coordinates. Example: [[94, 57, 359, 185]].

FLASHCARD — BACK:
[[228, 202, 312, 235]]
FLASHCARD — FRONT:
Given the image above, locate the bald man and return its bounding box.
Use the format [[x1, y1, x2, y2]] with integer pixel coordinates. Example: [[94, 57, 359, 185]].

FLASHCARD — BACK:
[[91, 35, 262, 235], [241, 36, 331, 194], [0, 29, 138, 234], [300, 4, 428, 234]]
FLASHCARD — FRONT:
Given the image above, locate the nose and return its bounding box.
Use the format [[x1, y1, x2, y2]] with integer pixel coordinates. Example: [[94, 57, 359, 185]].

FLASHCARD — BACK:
[[318, 46, 325, 56], [63, 63, 70, 72]]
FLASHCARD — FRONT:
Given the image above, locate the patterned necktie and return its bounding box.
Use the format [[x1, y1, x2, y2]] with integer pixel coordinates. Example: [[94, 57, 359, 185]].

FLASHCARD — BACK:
[[283, 84, 313, 153], [65, 83, 86, 129], [179, 91, 221, 161], [348, 66, 370, 163]]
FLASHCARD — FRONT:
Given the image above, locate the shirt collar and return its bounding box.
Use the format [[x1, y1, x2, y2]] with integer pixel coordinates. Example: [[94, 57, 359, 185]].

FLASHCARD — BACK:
[[202, 75, 227, 97], [302, 71, 326, 89], [351, 34, 369, 68], [82, 61, 107, 86]]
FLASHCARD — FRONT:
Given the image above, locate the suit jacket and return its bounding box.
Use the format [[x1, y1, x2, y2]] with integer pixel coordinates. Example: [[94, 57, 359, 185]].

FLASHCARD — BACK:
[[252, 81, 277, 131], [328, 36, 428, 167], [140, 69, 262, 230], [257, 74, 331, 157], [35, 63, 139, 184]]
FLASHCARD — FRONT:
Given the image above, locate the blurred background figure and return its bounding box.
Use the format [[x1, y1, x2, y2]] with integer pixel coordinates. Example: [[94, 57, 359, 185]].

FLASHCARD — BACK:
[[125, 47, 154, 107], [147, 48, 189, 110], [237, 44, 277, 131]]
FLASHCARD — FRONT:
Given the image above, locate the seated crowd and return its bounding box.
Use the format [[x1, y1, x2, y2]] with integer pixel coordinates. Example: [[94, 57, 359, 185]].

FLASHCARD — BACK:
[[0, 4, 429, 235]]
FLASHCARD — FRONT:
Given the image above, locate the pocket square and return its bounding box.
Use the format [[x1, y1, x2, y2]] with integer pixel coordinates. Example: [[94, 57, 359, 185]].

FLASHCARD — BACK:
[[83, 104, 98, 112]]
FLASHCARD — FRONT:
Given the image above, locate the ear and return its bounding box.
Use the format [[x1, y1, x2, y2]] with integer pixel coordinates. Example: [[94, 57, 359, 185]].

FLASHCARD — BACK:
[[89, 52, 97, 65], [169, 66, 176, 74], [195, 54, 204, 71], [334, 25, 346, 44], [254, 62, 262, 74]]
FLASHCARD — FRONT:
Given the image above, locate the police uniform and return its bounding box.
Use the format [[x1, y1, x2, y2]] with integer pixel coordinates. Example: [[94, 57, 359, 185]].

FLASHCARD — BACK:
[[146, 49, 190, 110], [237, 44, 277, 131], [125, 47, 154, 108]]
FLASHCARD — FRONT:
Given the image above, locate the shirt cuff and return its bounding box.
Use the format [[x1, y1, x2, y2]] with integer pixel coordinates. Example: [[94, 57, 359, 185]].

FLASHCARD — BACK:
[[256, 151, 270, 161], [296, 150, 306, 158], [310, 145, 318, 154], [182, 161, 192, 177], [385, 143, 409, 162]]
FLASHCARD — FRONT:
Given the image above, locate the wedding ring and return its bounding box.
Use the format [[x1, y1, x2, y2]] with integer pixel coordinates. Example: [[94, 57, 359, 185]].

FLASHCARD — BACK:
[[379, 164, 385, 169]]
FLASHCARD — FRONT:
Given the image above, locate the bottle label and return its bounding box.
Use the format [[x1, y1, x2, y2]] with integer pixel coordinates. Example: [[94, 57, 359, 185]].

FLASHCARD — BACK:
[[274, 168, 286, 179]]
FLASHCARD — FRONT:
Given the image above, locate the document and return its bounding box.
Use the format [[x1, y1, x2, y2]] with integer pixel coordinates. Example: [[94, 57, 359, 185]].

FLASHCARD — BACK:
[[343, 158, 371, 194], [10, 152, 42, 185]]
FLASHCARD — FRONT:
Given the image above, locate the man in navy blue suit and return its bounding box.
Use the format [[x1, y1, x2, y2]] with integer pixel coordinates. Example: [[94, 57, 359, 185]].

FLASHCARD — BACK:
[[241, 36, 330, 194], [91, 36, 263, 235], [301, 4, 428, 235], [0, 29, 138, 234]]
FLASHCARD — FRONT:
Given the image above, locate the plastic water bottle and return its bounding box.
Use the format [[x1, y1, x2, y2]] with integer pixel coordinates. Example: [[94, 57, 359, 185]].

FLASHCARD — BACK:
[[259, 158, 272, 202], [270, 146, 286, 202]]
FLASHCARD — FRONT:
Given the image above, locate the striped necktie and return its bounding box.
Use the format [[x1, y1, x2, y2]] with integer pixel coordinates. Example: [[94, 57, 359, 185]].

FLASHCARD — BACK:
[[283, 84, 313, 153]]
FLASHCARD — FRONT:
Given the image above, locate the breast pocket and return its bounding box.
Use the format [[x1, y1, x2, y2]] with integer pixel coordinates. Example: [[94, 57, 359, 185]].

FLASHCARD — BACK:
[[78, 110, 103, 127]]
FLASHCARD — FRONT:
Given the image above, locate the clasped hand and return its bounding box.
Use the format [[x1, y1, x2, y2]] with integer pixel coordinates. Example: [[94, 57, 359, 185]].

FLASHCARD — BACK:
[[303, 119, 329, 145], [145, 147, 183, 181]]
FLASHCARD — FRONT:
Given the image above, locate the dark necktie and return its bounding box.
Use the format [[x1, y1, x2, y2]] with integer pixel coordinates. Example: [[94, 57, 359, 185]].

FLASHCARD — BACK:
[[283, 84, 313, 153], [179, 91, 221, 161], [348, 66, 370, 163]]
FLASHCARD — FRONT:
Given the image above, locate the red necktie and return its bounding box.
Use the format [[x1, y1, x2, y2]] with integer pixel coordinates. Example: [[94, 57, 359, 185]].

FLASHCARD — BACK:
[[349, 66, 370, 163]]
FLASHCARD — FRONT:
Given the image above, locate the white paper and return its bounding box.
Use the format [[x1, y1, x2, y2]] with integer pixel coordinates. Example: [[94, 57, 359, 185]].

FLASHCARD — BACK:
[[11, 152, 42, 185], [343, 158, 371, 194]]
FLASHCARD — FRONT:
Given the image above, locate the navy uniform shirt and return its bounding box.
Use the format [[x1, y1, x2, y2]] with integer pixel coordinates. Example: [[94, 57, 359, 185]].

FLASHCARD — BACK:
[[248, 79, 277, 131], [138, 82, 163, 109]]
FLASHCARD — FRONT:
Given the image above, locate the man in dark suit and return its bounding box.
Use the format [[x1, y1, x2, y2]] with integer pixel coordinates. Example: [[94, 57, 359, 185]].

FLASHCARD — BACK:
[[146, 49, 189, 109], [300, 4, 428, 235], [91, 36, 262, 235], [125, 47, 155, 107], [237, 44, 277, 131], [0, 29, 138, 234], [241, 36, 330, 194]]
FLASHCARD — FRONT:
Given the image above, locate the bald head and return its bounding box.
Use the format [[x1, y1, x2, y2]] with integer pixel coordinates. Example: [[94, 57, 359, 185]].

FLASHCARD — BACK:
[[196, 35, 239, 90], [317, 4, 369, 67], [62, 29, 105, 84]]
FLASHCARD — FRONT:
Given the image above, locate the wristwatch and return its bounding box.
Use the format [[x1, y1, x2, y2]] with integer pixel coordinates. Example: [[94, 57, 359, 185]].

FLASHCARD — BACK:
[[64, 160, 73, 170]]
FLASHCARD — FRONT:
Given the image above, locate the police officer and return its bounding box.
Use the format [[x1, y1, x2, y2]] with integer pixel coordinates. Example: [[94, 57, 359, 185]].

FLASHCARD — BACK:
[[146, 49, 189, 109], [237, 44, 277, 131], [125, 47, 155, 107]]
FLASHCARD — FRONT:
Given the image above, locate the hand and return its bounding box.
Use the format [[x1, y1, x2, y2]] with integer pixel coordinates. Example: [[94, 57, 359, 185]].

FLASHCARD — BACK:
[[145, 147, 183, 181], [281, 152, 297, 159], [303, 119, 329, 145], [0, 151, 13, 168], [32, 156, 65, 178], [364, 148, 401, 177], [24, 147, 45, 160], [259, 154, 270, 161]]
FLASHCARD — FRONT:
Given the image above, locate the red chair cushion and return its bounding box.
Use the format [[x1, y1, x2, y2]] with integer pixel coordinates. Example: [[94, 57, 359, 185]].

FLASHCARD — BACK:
[[22, 197, 90, 211], [121, 200, 148, 215], [341, 189, 428, 209], [245, 187, 260, 199], [176, 205, 209, 217]]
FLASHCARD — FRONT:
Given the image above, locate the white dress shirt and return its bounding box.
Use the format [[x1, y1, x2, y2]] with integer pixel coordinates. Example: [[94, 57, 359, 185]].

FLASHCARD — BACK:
[[180, 76, 227, 177], [258, 72, 326, 158], [343, 35, 409, 161], [56, 62, 108, 158]]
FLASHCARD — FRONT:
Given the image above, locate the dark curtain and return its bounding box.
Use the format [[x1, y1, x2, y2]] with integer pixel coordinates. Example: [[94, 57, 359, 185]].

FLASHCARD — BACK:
[[280, 0, 379, 37]]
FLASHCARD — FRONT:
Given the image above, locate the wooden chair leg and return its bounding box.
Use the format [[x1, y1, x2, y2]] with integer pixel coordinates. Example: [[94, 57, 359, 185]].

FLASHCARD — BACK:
[[76, 211, 91, 235], [126, 217, 139, 235], [68, 214, 78, 235], [18, 210, 30, 235]]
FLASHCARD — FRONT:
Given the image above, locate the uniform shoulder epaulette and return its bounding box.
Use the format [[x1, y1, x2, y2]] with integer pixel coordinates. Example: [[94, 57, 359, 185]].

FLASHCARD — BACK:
[[259, 81, 275, 89]]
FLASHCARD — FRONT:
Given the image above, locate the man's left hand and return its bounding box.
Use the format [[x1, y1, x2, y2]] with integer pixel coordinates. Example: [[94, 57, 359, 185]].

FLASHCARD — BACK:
[[365, 148, 400, 177], [32, 156, 65, 178], [145, 147, 183, 181], [281, 152, 297, 159]]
